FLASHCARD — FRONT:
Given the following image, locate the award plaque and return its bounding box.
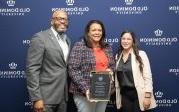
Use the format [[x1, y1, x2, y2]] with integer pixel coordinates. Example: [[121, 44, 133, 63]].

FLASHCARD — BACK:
[[89, 71, 111, 101]]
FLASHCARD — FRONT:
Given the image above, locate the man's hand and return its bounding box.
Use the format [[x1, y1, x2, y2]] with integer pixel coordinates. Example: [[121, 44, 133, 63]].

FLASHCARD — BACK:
[[34, 100, 45, 112]]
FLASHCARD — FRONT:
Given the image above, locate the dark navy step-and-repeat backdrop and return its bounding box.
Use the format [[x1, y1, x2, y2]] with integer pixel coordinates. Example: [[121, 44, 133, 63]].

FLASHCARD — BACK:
[[0, 0, 179, 112]]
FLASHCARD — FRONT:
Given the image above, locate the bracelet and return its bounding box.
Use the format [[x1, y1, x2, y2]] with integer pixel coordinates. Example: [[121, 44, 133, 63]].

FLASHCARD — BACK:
[[145, 92, 151, 98]]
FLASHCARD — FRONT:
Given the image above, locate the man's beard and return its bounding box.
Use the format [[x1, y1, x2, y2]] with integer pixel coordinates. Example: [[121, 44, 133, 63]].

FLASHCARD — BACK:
[[54, 24, 67, 34]]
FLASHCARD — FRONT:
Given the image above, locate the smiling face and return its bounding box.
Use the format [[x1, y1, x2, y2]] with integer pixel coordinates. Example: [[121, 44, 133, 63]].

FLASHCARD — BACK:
[[88, 23, 103, 45], [121, 32, 133, 51], [51, 10, 68, 33]]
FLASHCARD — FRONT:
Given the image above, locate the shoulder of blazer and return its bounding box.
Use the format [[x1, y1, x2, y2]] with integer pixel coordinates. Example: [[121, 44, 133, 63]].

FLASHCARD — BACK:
[[139, 50, 148, 59], [35, 28, 49, 34], [73, 39, 86, 49], [32, 29, 51, 39], [139, 50, 146, 55], [30, 29, 53, 47]]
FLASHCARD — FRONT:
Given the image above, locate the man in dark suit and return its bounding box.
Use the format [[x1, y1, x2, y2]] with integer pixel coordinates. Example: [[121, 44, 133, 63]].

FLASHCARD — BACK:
[[26, 10, 71, 112]]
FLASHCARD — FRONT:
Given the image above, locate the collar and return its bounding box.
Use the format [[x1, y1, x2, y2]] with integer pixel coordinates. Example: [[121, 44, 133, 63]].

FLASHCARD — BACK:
[[51, 27, 58, 37]]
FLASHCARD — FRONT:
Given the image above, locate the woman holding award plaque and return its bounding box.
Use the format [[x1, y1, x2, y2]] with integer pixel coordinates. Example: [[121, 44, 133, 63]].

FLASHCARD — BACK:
[[115, 31, 157, 112], [68, 20, 115, 112]]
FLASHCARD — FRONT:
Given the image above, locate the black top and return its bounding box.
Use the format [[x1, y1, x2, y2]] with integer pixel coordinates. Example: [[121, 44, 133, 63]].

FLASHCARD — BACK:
[[116, 54, 135, 89]]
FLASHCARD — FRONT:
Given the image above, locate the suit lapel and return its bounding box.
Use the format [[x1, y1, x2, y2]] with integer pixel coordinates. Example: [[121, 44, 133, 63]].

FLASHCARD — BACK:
[[47, 29, 66, 64]]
